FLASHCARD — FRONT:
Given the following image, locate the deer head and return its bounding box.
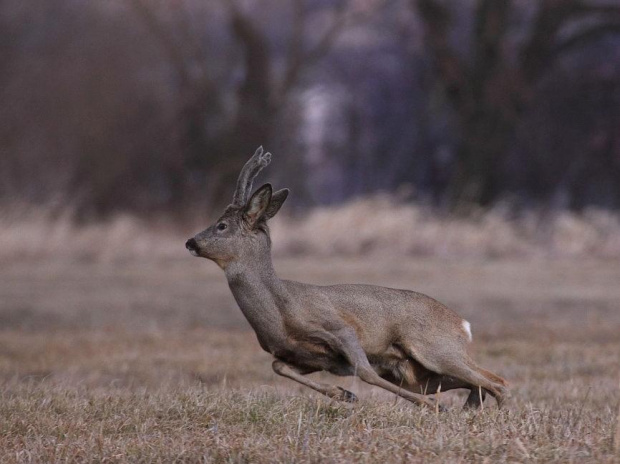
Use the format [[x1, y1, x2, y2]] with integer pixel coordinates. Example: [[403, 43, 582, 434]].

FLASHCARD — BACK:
[[185, 147, 289, 269]]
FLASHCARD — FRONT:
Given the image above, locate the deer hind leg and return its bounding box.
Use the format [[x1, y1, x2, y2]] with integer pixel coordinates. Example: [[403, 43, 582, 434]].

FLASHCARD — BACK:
[[434, 359, 508, 408], [385, 366, 487, 409], [271, 360, 357, 403], [463, 386, 487, 409], [412, 372, 488, 409], [403, 345, 507, 408], [378, 358, 463, 394]]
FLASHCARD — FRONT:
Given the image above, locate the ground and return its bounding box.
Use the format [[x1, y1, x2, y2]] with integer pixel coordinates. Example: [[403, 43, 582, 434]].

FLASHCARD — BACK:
[[1, 255, 619, 463]]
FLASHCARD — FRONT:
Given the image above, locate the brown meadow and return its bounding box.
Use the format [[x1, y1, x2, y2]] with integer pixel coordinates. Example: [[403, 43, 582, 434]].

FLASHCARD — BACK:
[[1, 210, 620, 462]]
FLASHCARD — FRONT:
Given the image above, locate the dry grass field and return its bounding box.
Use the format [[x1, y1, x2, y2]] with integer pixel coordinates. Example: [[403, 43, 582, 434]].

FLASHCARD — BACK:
[[1, 246, 619, 463]]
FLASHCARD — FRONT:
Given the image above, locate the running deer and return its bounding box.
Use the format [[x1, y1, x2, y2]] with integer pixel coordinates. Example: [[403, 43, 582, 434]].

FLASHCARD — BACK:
[[185, 147, 508, 410]]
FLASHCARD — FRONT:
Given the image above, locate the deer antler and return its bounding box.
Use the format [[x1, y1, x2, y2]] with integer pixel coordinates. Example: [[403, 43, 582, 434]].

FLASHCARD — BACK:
[[232, 146, 272, 206]]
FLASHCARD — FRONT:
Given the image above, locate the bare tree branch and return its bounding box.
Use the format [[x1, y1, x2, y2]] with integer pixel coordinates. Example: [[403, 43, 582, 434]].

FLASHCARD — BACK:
[[280, 0, 389, 97], [470, 0, 511, 99], [281, 0, 306, 95], [308, 0, 389, 65], [130, 0, 193, 86], [414, 0, 467, 109], [520, 0, 620, 84], [228, 3, 273, 112], [169, 0, 212, 70], [553, 21, 620, 59], [129, 0, 224, 140]]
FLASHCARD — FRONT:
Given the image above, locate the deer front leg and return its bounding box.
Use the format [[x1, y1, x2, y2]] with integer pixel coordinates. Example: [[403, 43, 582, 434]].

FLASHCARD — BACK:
[[272, 360, 358, 403], [331, 329, 443, 410], [354, 361, 442, 410]]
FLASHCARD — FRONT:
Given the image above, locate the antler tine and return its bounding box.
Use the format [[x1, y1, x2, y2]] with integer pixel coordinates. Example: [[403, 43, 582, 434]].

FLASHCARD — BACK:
[[232, 146, 272, 206]]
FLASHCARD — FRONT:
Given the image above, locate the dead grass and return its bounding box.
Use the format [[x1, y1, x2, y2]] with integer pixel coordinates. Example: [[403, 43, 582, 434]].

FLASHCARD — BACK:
[[0, 251, 619, 462], [2, 380, 617, 463], [2, 196, 620, 263], [1, 326, 619, 463], [272, 196, 620, 258]]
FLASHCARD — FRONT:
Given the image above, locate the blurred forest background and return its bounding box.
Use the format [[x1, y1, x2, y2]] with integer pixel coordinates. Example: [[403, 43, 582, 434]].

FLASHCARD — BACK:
[[4, 4, 620, 461], [1, 0, 620, 225]]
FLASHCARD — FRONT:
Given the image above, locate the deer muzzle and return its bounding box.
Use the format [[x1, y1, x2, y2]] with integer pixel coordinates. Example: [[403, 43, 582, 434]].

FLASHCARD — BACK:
[[185, 238, 200, 257]]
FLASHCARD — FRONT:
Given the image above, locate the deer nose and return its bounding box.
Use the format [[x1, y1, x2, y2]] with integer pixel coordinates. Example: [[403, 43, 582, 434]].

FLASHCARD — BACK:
[[185, 238, 198, 251]]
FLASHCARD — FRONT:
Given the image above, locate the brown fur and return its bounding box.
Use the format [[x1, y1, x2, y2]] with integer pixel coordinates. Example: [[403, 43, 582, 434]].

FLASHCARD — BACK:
[[186, 147, 509, 410]]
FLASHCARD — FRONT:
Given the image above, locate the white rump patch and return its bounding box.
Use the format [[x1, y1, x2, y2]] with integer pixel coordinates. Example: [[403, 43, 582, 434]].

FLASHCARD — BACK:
[[462, 320, 473, 342]]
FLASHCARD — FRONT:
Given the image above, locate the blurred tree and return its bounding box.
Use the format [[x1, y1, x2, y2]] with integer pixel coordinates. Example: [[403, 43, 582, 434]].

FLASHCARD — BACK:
[[130, 0, 383, 210], [2, 0, 620, 218], [0, 0, 176, 217], [413, 0, 620, 209]]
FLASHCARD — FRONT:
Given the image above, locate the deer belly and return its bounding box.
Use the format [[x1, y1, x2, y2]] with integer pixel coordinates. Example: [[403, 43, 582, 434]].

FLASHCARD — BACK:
[[275, 340, 355, 376]]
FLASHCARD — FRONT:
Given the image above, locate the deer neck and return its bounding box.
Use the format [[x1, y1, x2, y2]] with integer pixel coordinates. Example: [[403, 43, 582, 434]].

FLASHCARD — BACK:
[[224, 254, 290, 350]]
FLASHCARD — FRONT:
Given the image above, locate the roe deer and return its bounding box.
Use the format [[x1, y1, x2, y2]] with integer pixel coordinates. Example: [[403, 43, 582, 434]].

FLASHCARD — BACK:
[[186, 147, 508, 410]]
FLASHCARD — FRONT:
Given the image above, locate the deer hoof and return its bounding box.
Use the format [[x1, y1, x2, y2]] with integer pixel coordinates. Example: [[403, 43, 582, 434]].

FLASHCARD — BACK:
[[335, 387, 358, 403], [427, 398, 448, 412]]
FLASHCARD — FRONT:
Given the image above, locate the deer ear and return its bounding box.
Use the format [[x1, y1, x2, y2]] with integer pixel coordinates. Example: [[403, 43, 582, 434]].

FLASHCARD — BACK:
[[264, 188, 289, 220], [244, 183, 272, 227]]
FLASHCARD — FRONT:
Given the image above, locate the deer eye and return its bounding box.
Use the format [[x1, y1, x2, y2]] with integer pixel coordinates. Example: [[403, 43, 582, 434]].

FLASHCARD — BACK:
[[216, 223, 228, 231]]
